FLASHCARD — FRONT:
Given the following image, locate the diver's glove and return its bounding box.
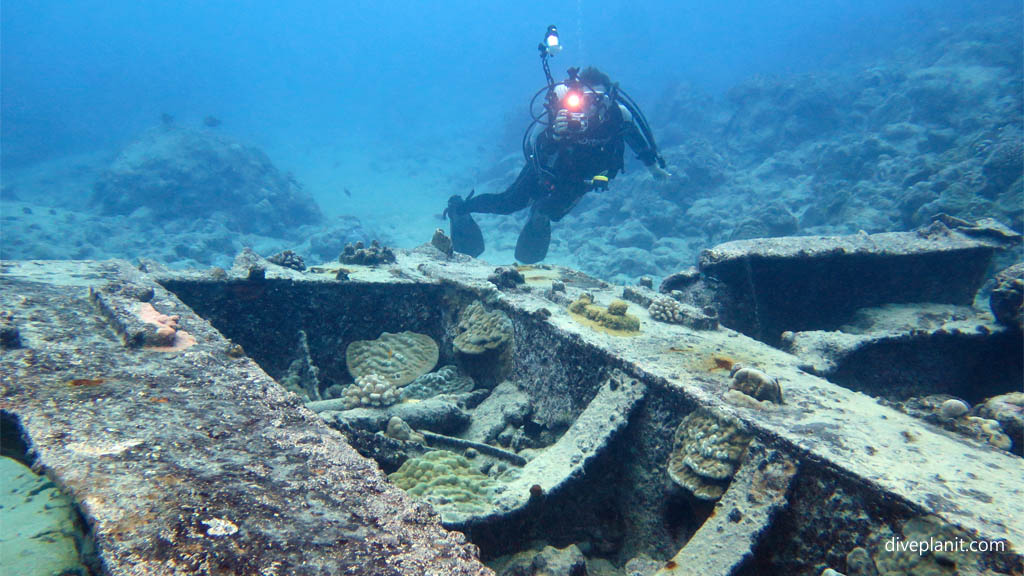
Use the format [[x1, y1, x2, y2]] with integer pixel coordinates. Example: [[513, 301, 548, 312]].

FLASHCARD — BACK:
[[647, 163, 672, 181]]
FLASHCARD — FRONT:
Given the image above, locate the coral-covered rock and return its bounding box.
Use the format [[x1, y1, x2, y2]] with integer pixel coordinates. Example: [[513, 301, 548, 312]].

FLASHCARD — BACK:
[[729, 365, 783, 404], [402, 365, 475, 400], [388, 450, 496, 521], [454, 302, 514, 387], [341, 373, 401, 409], [493, 544, 587, 576], [430, 228, 454, 257], [668, 408, 752, 500], [975, 392, 1024, 455], [339, 240, 396, 266], [990, 262, 1024, 332], [91, 127, 322, 236], [648, 295, 718, 330], [454, 303, 514, 355], [488, 266, 525, 290], [568, 293, 640, 333], [345, 331, 439, 387], [267, 250, 306, 271], [728, 201, 799, 241]]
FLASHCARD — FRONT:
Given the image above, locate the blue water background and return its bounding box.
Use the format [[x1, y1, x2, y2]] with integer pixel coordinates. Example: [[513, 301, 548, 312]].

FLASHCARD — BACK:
[[1, 0, 1019, 256]]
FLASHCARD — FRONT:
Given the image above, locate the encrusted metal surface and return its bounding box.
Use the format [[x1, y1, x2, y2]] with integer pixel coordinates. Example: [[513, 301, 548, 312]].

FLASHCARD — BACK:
[[410, 251, 1024, 549], [0, 260, 492, 576], [3, 248, 1022, 572]]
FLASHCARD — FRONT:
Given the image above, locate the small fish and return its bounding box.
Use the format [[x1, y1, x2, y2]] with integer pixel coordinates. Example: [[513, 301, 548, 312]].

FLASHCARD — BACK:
[[344, 188, 351, 198], [203, 116, 222, 128], [69, 378, 105, 387]]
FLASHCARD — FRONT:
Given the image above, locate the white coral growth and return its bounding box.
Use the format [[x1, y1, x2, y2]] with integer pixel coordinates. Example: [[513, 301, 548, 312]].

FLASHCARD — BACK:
[[342, 373, 401, 409]]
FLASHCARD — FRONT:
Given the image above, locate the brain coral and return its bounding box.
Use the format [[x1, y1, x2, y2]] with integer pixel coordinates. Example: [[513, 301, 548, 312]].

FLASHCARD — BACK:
[[729, 365, 783, 404], [668, 407, 753, 500], [346, 331, 439, 387], [388, 450, 496, 521], [453, 302, 513, 355]]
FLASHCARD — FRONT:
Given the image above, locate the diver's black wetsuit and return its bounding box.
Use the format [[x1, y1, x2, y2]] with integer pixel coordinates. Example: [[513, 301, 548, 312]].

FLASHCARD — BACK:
[[447, 96, 659, 264]]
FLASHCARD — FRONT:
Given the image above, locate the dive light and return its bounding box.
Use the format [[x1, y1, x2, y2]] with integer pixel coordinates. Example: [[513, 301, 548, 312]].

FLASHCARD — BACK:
[[542, 25, 561, 56], [564, 91, 582, 110]]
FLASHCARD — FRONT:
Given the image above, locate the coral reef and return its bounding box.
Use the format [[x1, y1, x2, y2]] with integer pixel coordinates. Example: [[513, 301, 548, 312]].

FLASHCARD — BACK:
[[728, 200, 799, 241], [385, 416, 425, 444], [454, 302, 514, 355], [488, 266, 525, 290], [938, 398, 969, 419], [345, 331, 439, 387], [388, 450, 496, 520], [648, 295, 718, 330], [430, 228, 454, 257], [990, 262, 1023, 332], [660, 267, 702, 294], [729, 365, 783, 404], [90, 127, 322, 237], [975, 392, 1023, 454], [963, 416, 1012, 451], [453, 302, 514, 387], [401, 365, 475, 400], [267, 250, 306, 271], [339, 240, 396, 266], [568, 293, 640, 333], [306, 216, 374, 263], [341, 373, 402, 409], [882, 394, 1014, 452], [667, 407, 753, 500]]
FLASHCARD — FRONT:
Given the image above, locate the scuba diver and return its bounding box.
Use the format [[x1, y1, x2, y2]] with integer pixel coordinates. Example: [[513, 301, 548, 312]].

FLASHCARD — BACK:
[[445, 25, 670, 264]]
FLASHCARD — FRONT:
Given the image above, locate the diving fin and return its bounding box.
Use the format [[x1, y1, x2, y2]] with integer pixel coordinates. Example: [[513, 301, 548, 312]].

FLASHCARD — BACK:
[[514, 211, 551, 264], [448, 207, 485, 258]]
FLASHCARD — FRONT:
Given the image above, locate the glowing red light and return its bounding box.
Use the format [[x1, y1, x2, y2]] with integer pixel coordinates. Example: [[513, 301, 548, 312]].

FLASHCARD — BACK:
[[565, 92, 582, 110]]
